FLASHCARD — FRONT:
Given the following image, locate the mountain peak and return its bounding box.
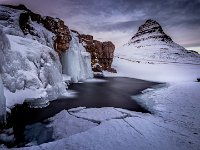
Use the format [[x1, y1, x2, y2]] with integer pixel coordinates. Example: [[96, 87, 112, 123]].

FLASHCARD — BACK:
[[117, 19, 200, 64], [145, 19, 160, 25], [129, 19, 172, 44], [2, 4, 29, 11]]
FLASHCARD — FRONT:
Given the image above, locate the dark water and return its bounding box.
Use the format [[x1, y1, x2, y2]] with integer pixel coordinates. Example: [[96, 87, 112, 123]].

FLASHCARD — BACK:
[[10, 77, 158, 146]]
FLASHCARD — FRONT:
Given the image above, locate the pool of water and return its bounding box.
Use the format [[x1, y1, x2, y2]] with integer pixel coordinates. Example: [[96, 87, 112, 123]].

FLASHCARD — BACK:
[[9, 77, 159, 147]]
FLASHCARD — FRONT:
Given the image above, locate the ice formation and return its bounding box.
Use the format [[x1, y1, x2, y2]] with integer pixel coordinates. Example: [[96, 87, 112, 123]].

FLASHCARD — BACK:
[[0, 6, 70, 107], [62, 32, 93, 83], [0, 29, 67, 107]]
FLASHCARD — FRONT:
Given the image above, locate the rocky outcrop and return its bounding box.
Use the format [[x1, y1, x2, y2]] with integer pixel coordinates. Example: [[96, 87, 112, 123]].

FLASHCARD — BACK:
[[17, 5, 71, 56], [79, 34, 116, 73], [43, 17, 71, 56]]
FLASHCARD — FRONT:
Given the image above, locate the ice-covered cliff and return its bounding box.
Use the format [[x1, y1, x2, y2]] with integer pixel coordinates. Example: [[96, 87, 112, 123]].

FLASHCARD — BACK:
[[0, 5, 68, 107], [116, 19, 200, 64], [0, 29, 67, 107], [62, 32, 93, 82], [0, 4, 95, 107]]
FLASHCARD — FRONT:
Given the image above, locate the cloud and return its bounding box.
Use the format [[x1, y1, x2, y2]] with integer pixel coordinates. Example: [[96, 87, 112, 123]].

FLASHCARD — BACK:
[[1, 0, 200, 48]]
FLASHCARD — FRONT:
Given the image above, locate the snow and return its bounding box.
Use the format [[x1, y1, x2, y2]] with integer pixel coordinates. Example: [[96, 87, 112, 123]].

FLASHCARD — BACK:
[[0, 5, 54, 48], [118, 19, 200, 65], [116, 44, 200, 65], [20, 57, 198, 150], [25, 21, 55, 48], [3, 45, 200, 150], [13, 105, 200, 150], [0, 6, 24, 37], [70, 107, 127, 123], [62, 32, 93, 83], [47, 110, 98, 140], [134, 82, 200, 135], [104, 57, 200, 83], [4, 88, 46, 107]]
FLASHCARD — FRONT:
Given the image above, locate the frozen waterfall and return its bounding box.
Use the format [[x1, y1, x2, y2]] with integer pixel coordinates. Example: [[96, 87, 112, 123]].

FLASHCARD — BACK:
[[62, 32, 93, 83]]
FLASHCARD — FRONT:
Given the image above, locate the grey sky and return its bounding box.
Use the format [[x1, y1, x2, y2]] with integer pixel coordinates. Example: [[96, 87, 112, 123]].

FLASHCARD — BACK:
[[1, 0, 200, 51]]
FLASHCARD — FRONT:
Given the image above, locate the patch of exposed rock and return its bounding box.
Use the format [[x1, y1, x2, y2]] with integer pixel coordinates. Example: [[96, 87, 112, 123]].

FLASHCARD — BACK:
[[129, 19, 173, 45], [17, 5, 71, 56], [79, 34, 116, 73]]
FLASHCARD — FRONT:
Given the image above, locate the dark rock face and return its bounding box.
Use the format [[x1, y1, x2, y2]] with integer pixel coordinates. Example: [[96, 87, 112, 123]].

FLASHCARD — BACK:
[[79, 34, 116, 73], [43, 17, 71, 56], [17, 5, 71, 56], [129, 19, 173, 45]]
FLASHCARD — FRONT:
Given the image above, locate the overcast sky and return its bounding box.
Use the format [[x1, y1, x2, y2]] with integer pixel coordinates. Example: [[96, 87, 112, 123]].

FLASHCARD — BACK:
[[1, 0, 200, 51]]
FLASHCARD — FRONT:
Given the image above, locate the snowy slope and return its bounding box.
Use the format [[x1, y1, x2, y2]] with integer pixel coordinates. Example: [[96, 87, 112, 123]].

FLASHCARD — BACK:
[[115, 19, 200, 64], [62, 32, 93, 83], [104, 57, 200, 83]]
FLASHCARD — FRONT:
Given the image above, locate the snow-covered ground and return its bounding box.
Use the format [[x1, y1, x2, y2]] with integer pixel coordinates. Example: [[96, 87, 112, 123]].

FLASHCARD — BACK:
[[105, 57, 200, 83], [5, 57, 199, 150]]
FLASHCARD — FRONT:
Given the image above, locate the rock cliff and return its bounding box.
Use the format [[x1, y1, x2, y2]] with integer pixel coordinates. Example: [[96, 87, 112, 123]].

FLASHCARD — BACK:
[[79, 34, 116, 73]]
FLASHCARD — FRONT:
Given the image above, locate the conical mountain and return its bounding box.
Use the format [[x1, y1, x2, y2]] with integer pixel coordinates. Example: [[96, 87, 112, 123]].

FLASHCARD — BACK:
[[116, 19, 200, 64]]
